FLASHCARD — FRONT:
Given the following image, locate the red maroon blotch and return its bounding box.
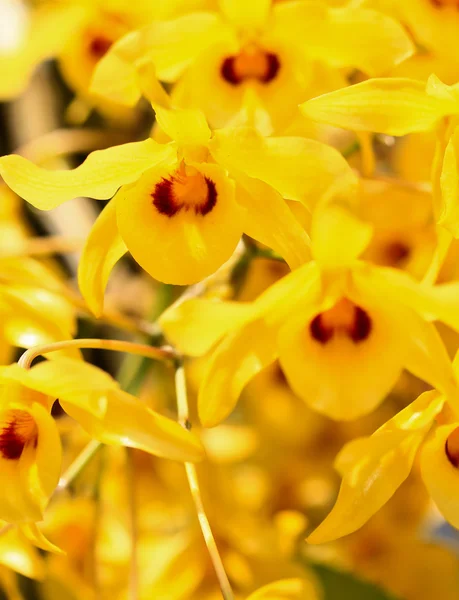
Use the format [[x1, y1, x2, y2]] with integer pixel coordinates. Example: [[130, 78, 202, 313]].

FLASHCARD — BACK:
[[350, 307, 372, 343], [152, 177, 217, 217], [445, 438, 459, 468], [88, 36, 113, 59], [309, 314, 334, 344], [220, 52, 281, 85], [0, 422, 27, 460]]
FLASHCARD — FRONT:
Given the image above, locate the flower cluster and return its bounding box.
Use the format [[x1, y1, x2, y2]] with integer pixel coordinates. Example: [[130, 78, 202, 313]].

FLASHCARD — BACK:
[[1, 0, 459, 598]]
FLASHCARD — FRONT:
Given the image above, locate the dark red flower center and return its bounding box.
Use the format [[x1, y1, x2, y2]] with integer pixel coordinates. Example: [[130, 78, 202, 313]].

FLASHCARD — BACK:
[[152, 165, 217, 218], [0, 410, 38, 460], [383, 241, 411, 267], [309, 298, 372, 345], [445, 427, 459, 468], [221, 46, 280, 85], [88, 35, 113, 60]]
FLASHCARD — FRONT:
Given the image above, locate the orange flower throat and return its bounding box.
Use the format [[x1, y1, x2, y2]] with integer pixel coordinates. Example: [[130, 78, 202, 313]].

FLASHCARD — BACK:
[[309, 298, 372, 344], [221, 46, 281, 85]]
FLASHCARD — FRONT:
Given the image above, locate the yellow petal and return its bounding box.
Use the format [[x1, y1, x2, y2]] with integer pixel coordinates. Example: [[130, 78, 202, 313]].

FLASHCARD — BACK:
[[311, 205, 372, 270], [159, 298, 254, 356], [439, 126, 459, 237], [199, 319, 279, 427], [116, 162, 243, 284], [61, 389, 204, 463], [308, 390, 441, 543], [234, 172, 311, 269], [78, 200, 127, 316], [300, 78, 458, 135], [91, 12, 226, 105], [153, 104, 211, 147], [0, 139, 175, 210], [420, 423, 459, 530], [209, 126, 358, 208], [246, 578, 320, 600]]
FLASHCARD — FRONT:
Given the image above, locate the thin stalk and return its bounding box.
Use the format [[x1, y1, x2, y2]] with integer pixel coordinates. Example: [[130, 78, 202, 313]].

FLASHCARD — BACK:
[[18, 338, 176, 369], [58, 439, 103, 491], [174, 363, 234, 600]]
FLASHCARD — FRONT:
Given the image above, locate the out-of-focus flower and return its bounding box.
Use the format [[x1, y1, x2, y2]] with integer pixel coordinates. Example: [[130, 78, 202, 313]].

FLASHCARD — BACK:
[[363, 0, 459, 84], [0, 377, 61, 524], [91, 0, 413, 133], [0, 357, 203, 521], [0, 186, 78, 363], [162, 203, 459, 424], [0, 0, 212, 107]]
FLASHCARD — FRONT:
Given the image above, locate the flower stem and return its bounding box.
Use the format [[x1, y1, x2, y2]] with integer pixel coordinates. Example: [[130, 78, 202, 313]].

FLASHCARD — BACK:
[[58, 439, 103, 491], [174, 363, 234, 600], [18, 338, 176, 369]]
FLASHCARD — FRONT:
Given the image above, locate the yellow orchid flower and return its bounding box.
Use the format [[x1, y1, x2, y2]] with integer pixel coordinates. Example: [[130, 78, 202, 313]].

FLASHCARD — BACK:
[[0, 379, 61, 524], [305, 377, 459, 544], [0, 0, 209, 103], [0, 106, 358, 313], [162, 203, 459, 425], [0, 357, 204, 466], [91, 0, 413, 132], [0, 186, 79, 361]]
